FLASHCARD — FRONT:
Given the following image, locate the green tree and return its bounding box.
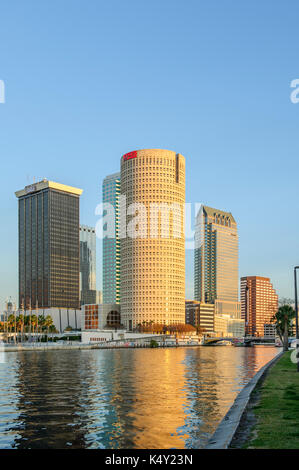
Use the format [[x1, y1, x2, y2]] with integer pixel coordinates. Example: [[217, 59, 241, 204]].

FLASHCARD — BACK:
[[272, 305, 295, 351], [31, 314, 38, 335], [44, 315, 54, 341], [16, 314, 25, 342], [38, 315, 46, 341], [8, 314, 15, 334]]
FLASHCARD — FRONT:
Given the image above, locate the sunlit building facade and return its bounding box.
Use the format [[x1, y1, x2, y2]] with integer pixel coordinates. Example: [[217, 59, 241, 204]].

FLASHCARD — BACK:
[[120, 149, 185, 330], [194, 205, 243, 336], [194, 205, 239, 303], [15, 180, 82, 309], [102, 173, 120, 304], [240, 276, 278, 336], [214, 314, 245, 338]]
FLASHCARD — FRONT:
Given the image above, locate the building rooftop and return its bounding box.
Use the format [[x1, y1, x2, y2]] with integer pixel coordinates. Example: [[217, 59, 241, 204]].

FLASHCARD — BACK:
[[103, 172, 120, 181], [241, 276, 271, 281], [15, 180, 83, 198], [202, 205, 236, 223], [80, 225, 95, 232]]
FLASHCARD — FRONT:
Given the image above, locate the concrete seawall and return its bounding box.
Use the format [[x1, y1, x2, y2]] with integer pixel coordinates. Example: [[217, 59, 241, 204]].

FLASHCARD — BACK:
[[1, 343, 96, 352], [1, 342, 201, 352], [205, 349, 284, 449]]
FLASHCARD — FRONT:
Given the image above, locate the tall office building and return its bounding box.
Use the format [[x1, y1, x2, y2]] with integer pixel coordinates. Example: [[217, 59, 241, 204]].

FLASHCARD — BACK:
[[15, 180, 83, 309], [80, 225, 97, 305], [240, 276, 278, 336], [102, 172, 120, 304], [194, 205, 243, 335], [120, 149, 185, 330], [194, 205, 239, 303]]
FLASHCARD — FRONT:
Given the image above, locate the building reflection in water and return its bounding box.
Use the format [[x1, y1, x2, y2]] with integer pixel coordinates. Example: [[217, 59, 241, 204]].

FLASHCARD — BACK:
[[0, 346, 279, 449], [9, 350, 93, 448]]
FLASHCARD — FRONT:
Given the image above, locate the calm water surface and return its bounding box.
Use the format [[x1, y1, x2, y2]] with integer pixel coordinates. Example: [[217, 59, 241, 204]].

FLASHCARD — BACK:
[[0, 346, 279, 449]]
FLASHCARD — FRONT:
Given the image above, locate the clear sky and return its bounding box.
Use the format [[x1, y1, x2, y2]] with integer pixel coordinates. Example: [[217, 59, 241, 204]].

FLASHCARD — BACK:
[[0, 0, 298, 309]]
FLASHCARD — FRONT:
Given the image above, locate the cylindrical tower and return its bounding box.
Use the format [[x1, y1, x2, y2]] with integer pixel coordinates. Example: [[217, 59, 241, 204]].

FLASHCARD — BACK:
[[120, 149, 185, 330]]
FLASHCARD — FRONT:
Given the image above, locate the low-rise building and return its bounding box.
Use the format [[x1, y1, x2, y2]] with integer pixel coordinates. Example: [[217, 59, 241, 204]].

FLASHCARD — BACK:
[[215, 299, 241, 319], [81, 303, 123, 343], [185, 301, 214, 334], [214, 314, 245, 338], [18, 308, 81, 332], [264, 323, 276, 338], [82, 303, 121, 330]]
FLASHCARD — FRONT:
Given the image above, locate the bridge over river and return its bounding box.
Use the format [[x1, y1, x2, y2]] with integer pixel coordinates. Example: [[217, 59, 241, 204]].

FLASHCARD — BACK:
[[203, 336, 275, 346]]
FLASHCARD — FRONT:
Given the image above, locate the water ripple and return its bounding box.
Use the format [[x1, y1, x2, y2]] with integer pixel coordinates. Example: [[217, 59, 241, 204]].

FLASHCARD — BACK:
[[0, 346, 279, 449]]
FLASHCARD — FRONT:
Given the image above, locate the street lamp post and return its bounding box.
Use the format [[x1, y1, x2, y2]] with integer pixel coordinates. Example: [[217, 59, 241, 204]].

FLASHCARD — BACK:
[[294, 266, 299, 372]]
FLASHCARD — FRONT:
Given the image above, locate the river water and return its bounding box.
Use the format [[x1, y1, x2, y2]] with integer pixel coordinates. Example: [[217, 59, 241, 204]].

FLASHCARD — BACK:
[[0, 346, 279, 449]]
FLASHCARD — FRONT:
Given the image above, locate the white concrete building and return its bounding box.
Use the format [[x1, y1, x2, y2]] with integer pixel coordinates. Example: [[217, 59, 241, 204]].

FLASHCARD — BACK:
[[26, 308, 81, 332]]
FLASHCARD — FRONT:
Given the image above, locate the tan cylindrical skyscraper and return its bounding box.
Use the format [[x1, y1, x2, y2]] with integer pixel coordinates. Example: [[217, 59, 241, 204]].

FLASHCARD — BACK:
[[120, 149, 185, 330]]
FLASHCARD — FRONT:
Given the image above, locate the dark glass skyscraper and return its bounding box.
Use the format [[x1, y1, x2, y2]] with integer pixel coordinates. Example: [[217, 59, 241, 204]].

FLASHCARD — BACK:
[[15, 180, 83, 309]]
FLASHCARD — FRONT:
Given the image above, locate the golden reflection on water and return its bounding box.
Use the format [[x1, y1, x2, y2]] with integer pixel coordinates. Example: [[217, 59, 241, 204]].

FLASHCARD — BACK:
[[0, 346, 279, 449]]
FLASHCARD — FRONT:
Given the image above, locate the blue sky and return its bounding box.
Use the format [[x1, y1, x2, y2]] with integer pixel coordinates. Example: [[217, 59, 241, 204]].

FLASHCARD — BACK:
[[0, 0, 299, 309]]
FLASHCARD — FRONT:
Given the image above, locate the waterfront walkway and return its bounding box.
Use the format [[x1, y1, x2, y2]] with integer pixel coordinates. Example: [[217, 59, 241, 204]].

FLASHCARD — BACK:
[[232, 351, 299, 449]]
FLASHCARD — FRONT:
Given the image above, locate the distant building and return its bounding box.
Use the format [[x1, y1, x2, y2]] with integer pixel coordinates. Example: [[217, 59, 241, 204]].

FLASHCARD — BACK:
[[15, 180, 83, 310], [214, 314, 245, 338], [186, 299, 245, 338], [264, 323, 276, 338], [80, 225, 97, 306], [102, 173, 120, 304], [240, 276, 278, 336], [185, 301, 214, 334], [194, 205, 239, 303], [214, 299, 241, 319], [185, 301, 200, 327], [96, 290, 102, 304], [1, 299, 14, 322]]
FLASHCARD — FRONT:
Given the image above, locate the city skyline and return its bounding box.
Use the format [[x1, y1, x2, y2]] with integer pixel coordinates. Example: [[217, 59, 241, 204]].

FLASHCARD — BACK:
[[1, 1, 299, 309], [11, 169, 284, 313], [7, 162, 288, 312]]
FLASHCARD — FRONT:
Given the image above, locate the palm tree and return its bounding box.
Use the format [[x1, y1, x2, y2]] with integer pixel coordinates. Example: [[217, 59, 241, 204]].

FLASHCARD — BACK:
[[23, 314, 29, 337], [272, 305, 295, 351], [38, 315, 46, 342], [7, 314, 15, 342], [44, 315, 53, 342], [31, 315, 38, 339], [16, 314, 24, 342], [49, 324, 57, 340]]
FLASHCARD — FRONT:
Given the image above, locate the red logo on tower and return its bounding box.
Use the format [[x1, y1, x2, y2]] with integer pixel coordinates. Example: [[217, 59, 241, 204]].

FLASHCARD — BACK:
[[123, 151, 137, 161]]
